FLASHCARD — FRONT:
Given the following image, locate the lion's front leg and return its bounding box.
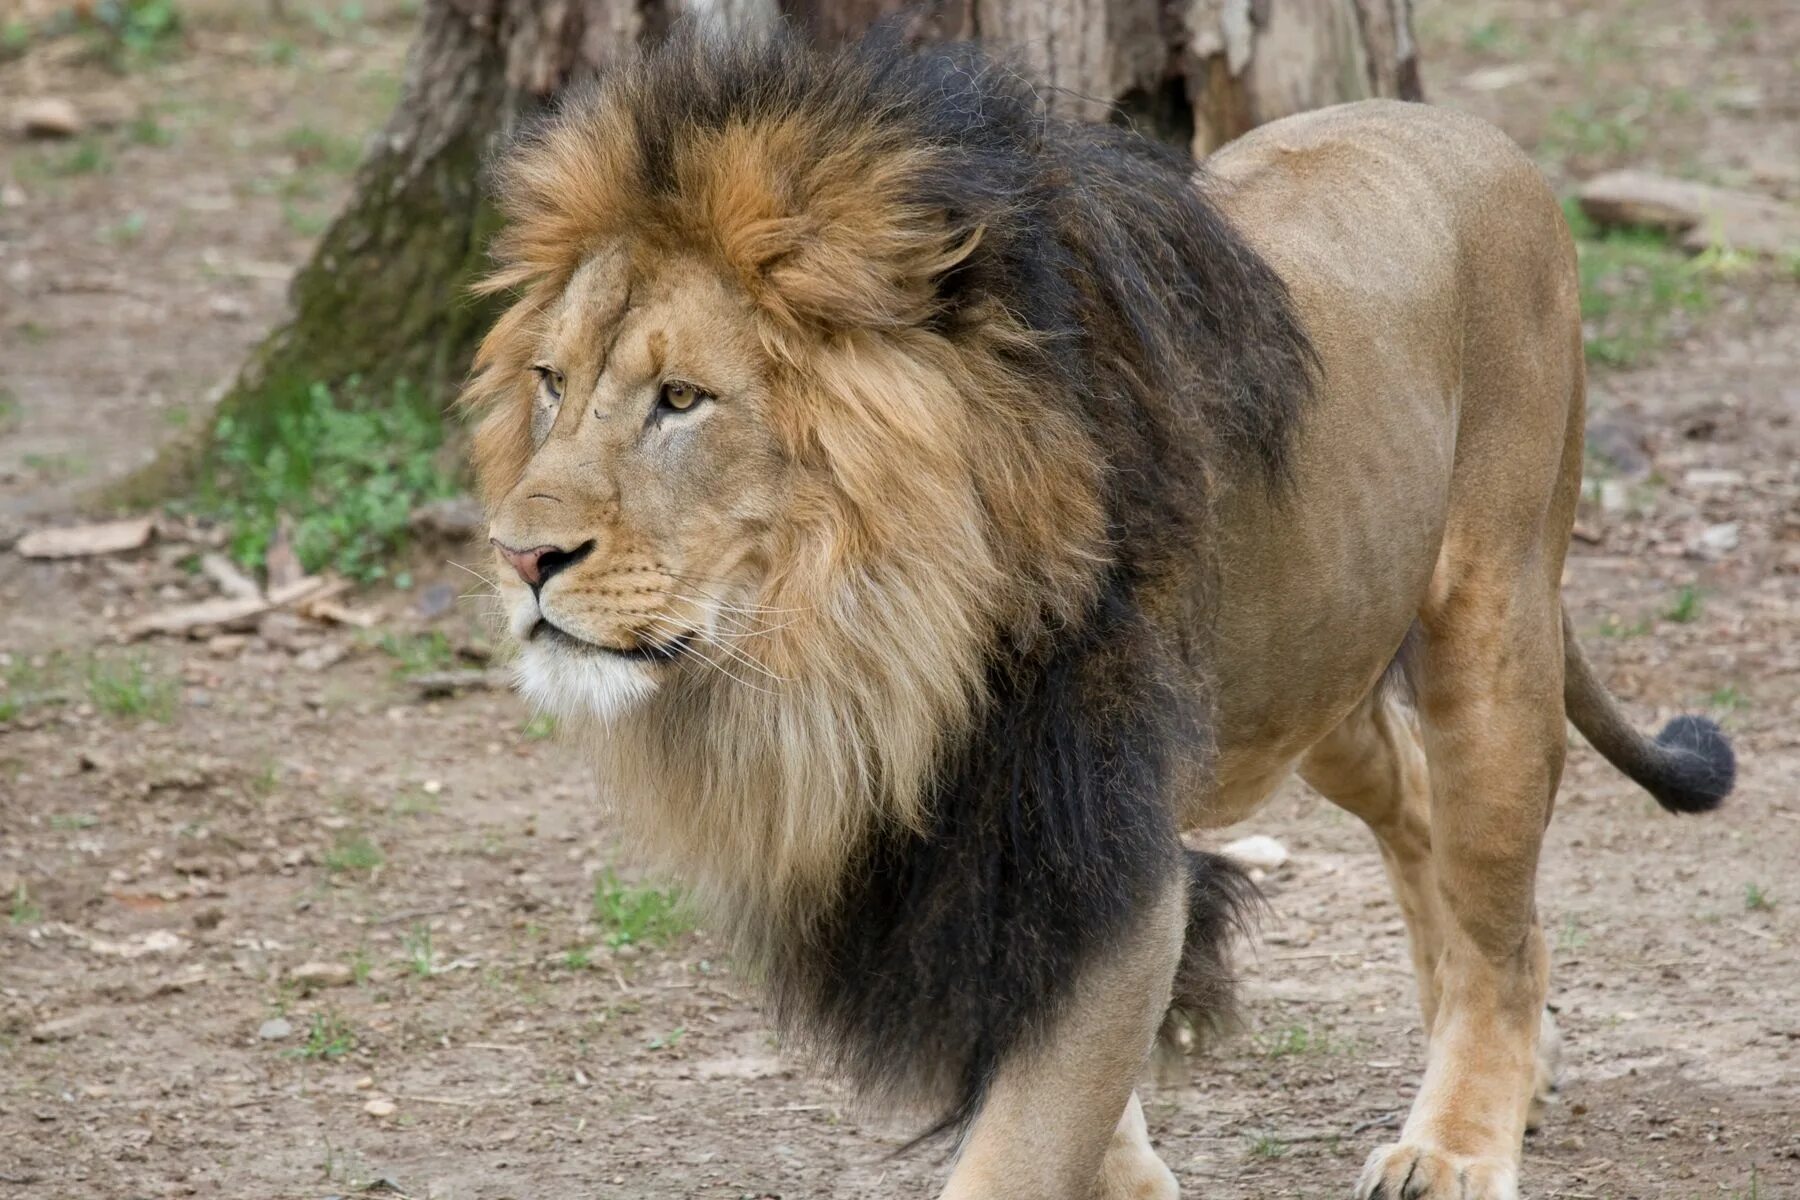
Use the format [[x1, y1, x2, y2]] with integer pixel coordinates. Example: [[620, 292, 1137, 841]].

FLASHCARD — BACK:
[[940, 876, 1184, 1200]]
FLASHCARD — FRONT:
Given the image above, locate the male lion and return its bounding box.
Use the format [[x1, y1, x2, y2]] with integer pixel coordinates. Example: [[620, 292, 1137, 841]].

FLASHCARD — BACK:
[[465, 29, 1736, 1200]]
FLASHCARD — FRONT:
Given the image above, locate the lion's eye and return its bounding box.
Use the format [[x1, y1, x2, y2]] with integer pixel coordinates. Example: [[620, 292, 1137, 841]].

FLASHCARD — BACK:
[[657, 379, 711, 415], [532, 365, 564, 402]]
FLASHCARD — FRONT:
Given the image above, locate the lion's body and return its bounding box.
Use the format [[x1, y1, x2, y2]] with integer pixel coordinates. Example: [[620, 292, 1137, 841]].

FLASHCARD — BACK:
[[467, 31, 1734, 1200], [1195, 101, 1584, 827]]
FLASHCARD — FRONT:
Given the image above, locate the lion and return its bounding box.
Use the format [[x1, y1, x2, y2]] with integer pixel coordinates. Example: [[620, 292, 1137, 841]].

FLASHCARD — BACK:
[[463, 29, 1736, 1200]]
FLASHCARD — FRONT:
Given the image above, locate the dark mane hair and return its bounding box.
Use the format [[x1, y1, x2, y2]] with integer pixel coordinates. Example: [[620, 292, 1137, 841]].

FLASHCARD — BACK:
[[479, 21, 1308, 1143], [601, 22, 1316, 500]]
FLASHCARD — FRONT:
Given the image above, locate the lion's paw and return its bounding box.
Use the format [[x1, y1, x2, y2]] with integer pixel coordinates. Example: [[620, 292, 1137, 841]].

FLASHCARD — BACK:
[[1355, 1143, 1518, 1200]]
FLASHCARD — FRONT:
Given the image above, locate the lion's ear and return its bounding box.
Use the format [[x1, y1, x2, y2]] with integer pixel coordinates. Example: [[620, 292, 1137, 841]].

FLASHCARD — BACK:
[[690, 126, 974, 332]]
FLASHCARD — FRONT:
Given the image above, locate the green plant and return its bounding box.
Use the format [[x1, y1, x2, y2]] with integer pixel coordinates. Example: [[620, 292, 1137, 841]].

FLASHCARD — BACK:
[[1246, 1134, 1289, 1159], [593, 870, 693, 949], [195, 377, 459, 582], [1707, 684, 1747, 712], [1564, 200, 1710, 368], [85, 656, 177, 721], [645, 1027, 686, 1051], [289, 1010, 356, 1060], [374, 631, 454, 678], [128, 113, 172, 146], [1664, 585, 1703, 624], [88, 0, 182, 64], [323, 832, 382, 876], [1, 653, 58, 721], [282, 201, 331, 238], [1253, 1024, 1334, 1059], [282, 125, 364, 174], [52, 139, 111, 176], [103, 212, 147, 244], [521, 713, 558, 741], [8, 883, 41, 925], [402, 923, 435, 976], [1598, 612, 1653, 640], [1745, 883, 1773, 912]]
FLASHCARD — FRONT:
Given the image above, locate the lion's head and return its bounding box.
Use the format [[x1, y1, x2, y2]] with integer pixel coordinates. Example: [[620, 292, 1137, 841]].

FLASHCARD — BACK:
[[464, 29, 1310, 923]]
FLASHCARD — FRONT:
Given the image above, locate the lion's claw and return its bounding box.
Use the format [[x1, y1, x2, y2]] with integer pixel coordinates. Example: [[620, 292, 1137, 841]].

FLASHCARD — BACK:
[[1356, 1143, 1518, 1200]]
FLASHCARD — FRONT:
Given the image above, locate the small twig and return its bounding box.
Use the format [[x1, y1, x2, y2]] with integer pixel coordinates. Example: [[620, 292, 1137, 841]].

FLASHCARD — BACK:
[[460, 1042, 528, 1053], [1350, 1110, 1402, 1135], [396, 1094, 481, 1108], [376, 905, 459, 926], [1271, 949, 1354, 961]]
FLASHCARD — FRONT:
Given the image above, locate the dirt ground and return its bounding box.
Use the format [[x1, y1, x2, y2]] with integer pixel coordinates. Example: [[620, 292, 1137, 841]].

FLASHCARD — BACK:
[[1, 2, 1795, 1198]]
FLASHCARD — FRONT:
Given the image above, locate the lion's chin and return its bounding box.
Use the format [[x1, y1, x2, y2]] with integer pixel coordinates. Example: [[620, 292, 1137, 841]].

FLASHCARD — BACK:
[[512, 640, 660, 723]]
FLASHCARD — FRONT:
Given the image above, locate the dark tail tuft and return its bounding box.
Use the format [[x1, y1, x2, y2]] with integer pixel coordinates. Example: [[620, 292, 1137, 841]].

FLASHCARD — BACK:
[[1563, 614, 1737, 815], [1643, 714, 1736, 813], [1162, 847, 1262, 1053]]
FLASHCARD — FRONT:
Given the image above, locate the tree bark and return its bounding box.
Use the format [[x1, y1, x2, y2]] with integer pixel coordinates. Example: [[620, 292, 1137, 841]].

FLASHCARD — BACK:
[[162, 0, 1415, 499]]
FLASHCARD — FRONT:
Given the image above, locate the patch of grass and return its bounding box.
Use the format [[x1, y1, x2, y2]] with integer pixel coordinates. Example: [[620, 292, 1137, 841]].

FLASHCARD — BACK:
[[644, 1026, 686, 1051], [521, 713, 558, 741], [1246, 1133, 1289, 1159], [1598, 612, 1653, 640], [128, 113, 173, 146], [85, 655, 177, 721], [0, 388, 18, 431], [281, 125, 364, 174], [22, 451, 90, 480], [261, 36, 299, 66], [402, 923, 435, 977], [195, 377, 459, 582], [103, 211, 147, 245], [593, 870, 693, 949], [1, 653, 60, 721], [1564, 200, 1710, 368], [1543, 100, 1647, 162], [281, 201, 331, 238], [1707, 684, 1747, 712], [84, 0, 182, 67], [374, 631, 455, 678], [323, 832, 382, 876], [1663, 585, 1703, 624], [1462, 17, 1522, 56], [289, 1010, 356, 1060], [51, 138, 111, 176], [8, 883, 41, 925], [350, 945, 372, 985], [1744, 883, 1773, 912], [561, 945, 595, 970], [1556, 914, 1589, 952], [1252, 1024, 1336, 1059]]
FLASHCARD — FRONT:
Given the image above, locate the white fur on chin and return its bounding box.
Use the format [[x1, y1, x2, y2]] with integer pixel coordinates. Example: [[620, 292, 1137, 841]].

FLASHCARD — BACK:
[[513, 640, 659, 723]]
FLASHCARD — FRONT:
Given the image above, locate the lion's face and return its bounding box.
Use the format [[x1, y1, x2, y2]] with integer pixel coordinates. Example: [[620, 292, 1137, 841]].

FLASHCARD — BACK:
[[485, 247, 791, 721]]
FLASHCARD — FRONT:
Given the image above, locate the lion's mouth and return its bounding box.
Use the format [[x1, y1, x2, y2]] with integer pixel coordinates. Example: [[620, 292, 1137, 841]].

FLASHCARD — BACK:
[[530, 618, 691, 665]]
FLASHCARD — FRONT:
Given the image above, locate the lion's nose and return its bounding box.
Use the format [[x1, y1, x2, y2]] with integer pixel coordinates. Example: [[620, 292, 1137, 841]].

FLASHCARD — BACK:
[[491, 538, 594, 589]]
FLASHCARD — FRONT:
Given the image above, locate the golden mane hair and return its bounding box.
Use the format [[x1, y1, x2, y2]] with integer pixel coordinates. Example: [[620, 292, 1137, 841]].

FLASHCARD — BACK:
[[464, 27, 1310, 1127]]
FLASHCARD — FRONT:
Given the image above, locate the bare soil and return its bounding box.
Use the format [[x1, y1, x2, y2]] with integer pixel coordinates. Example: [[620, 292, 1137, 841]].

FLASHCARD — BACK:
[[1, 2, 1795, 1198]]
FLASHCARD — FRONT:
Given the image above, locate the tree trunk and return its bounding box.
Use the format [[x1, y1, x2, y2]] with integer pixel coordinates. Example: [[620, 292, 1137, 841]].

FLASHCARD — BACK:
[[164, 0, 1415, 500]]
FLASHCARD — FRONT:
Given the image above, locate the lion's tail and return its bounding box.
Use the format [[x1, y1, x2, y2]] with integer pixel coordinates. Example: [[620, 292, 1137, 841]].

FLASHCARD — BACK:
[[1161, 846, 1261, 1051], [1562, 611, 1736, 814]]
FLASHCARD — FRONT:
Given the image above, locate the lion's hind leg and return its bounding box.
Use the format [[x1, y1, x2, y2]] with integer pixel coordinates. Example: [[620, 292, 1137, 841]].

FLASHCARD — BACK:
[[1301, 680, 1563, 1151], [1339, 565, 1567, 1200]]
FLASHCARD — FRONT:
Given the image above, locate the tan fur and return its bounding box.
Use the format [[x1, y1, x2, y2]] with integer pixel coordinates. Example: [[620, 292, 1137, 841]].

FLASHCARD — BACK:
[[470, 75, 1663, 1197]]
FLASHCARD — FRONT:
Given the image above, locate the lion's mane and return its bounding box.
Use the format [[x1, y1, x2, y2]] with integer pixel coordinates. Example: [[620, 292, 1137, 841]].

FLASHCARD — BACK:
[[466, 26, 1313, 1134]]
